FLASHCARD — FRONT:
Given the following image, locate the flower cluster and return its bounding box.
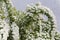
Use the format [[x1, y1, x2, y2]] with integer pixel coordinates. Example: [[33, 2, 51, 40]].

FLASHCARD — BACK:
[[0, 0, 60, 40], [0, 19, 10, 40]]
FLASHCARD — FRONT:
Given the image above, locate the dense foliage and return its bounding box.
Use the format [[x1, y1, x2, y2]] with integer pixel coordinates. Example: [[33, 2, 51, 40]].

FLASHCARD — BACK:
[[0, 0, 60, 40]]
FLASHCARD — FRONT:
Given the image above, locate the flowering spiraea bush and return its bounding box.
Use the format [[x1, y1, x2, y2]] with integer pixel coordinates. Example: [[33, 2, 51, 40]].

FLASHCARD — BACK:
[[0, 0, 60, 40]]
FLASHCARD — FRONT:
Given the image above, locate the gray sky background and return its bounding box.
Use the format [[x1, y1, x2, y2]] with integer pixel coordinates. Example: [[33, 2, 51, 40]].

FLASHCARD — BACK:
[[12, 0, 60, 32]]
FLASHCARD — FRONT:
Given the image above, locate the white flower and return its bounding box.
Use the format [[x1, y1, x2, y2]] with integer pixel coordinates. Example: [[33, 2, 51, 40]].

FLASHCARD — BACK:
[[11, 22, 19, 40]]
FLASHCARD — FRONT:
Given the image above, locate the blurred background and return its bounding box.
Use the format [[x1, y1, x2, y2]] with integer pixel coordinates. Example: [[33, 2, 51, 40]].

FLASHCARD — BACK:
[[12, 0, 60, 32]]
